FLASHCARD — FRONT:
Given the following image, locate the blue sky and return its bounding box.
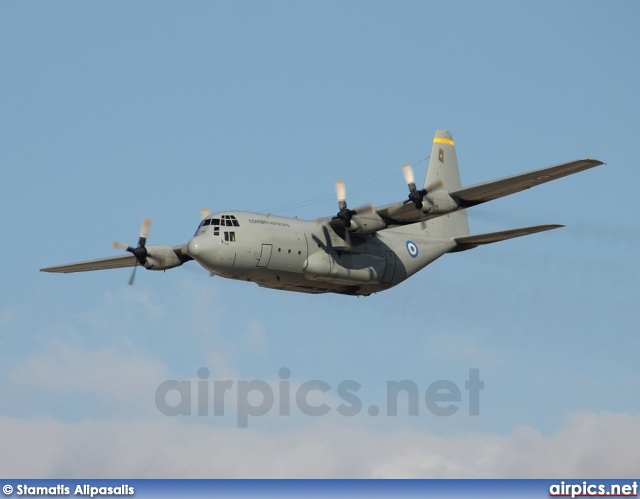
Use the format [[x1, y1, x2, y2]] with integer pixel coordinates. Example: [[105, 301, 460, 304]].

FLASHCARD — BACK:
[[1, 1, 639, 477]]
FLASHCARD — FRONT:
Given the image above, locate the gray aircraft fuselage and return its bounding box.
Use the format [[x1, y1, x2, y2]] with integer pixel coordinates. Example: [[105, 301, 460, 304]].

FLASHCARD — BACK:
[[187, 211, 455, 296]]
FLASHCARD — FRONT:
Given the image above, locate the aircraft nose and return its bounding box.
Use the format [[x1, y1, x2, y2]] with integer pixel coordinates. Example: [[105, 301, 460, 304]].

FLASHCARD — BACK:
[[187, 235, 214, 261]]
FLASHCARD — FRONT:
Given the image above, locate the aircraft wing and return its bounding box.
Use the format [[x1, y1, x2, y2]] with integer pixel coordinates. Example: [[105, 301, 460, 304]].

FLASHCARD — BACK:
[[373, 200, 425, 225], [449, 158, 604, 208], [40, 254, 137, 273], [365, 159, 603, 227]]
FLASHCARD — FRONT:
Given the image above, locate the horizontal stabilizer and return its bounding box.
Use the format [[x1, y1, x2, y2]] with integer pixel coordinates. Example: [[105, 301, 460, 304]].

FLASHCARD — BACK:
[[452, 224, 563, 252]]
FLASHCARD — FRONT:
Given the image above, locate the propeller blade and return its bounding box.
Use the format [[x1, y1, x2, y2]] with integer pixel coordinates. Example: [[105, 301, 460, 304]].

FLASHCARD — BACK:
[[335, 181, 346, 205], [112, 240, 129, 251], [139, 218, 151, 240], [128, 263, 138, 286], [403, 163, 423, 209], [200, 208, 211, 220], [424, 177, 444, 193], [402, 164, 415, 186]]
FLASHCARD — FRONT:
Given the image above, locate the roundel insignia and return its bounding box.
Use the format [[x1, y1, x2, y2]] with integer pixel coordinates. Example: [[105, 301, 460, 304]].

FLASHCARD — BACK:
[[406, 240, 419, 258]]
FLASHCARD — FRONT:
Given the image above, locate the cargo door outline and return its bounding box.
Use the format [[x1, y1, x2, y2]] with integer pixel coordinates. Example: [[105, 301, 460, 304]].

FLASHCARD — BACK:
[[382, 250, 396, 284], [256, 244, 273, 268]]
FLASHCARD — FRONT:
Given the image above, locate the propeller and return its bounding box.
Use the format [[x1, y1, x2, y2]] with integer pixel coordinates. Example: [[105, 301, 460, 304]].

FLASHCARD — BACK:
[[402, 164, 427, 210], [402, 164, 445, 208], [335, 181, 354, 227], [334, 181, 354, 247], [402, 164, 444, 229], [113, 218, 152, 286]]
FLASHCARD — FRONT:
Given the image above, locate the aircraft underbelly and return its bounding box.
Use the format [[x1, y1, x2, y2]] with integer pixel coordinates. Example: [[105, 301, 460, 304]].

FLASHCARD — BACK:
[[303, 250, 386, 285]]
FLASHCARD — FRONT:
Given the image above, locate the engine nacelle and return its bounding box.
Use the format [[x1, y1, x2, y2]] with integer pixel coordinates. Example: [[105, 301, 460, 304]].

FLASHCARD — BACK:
[[422, 191, 459, 214], [143, 245, 185, 271], [346, 210, 387, 234]]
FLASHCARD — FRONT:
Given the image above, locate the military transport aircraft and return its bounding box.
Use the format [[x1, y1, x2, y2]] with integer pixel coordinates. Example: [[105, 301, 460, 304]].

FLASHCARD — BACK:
[[41, 130, 604, 296]]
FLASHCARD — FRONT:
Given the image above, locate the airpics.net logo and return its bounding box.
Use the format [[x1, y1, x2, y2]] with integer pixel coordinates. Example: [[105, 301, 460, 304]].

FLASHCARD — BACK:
[[549, 481, 638, 498], [155, 368, 484, 428]]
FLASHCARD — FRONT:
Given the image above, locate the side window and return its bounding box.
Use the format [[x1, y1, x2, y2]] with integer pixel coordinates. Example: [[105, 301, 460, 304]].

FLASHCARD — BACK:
[[211, 219, 220, 236]]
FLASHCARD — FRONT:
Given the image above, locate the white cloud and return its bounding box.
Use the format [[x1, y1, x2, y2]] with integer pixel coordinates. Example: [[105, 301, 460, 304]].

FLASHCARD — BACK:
[[244, 321, 267, 353], [0, 411, 638, 478], [7, 342, 169, 415]]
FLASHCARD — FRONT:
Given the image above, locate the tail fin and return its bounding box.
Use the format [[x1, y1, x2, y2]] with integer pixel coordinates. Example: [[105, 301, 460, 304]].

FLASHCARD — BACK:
[[424, 129, 470, 238]]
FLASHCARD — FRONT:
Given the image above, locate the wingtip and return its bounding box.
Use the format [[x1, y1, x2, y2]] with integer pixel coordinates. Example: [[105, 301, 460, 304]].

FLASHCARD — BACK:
[[582, 158, 606, 166], [539, 223, 565, 230]]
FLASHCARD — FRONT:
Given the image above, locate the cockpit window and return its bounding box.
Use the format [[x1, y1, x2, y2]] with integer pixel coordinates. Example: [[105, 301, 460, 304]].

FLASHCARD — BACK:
[[218, 215, 240, 227], [195, 215, 239, 236]]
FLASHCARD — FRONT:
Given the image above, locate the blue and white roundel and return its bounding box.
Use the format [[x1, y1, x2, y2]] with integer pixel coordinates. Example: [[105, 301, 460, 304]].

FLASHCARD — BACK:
[[406, 240, 419, 258]]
